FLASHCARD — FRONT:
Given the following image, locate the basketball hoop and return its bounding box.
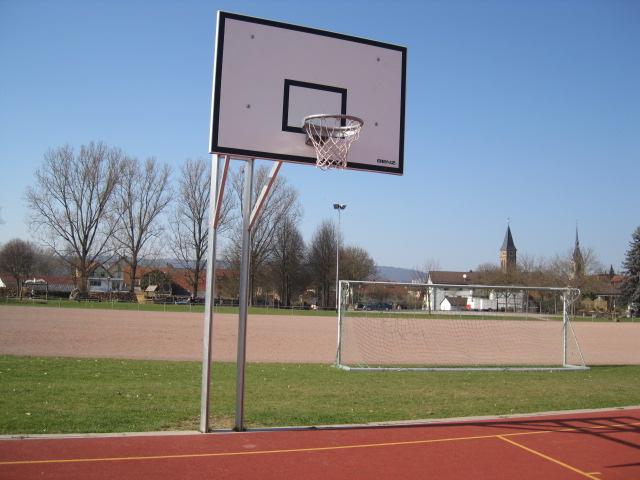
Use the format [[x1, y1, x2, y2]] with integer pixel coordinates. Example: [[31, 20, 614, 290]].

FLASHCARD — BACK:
[[303, 114, 364, 170]]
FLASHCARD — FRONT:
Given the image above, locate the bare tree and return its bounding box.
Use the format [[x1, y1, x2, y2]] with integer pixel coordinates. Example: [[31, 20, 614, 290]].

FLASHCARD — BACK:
[[113, 157, 172, 291], [581, 247, 604, 277], [0, 239, 36, 298], [25, 142, 123, 295], [226, 164, 301, 304], [412, 258, 440, 313], [413, 258, 441, 283], [515, 254, 554, 285], [546, 247, 603, 290], [33, 246, 68, 276], [340, 245, 376, 281], [169, 158, 233, 298], [269, 217, 307, 306], [475, 263, 505, 283], [307, 220, 338, 308]]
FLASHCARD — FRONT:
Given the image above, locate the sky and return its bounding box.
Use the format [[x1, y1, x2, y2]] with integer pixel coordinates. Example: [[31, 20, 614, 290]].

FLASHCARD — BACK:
[[1, 0, 638, 271]]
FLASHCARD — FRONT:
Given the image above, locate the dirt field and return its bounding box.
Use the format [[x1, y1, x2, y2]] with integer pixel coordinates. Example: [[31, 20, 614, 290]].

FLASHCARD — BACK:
[[0, 306, 638, 365], [0, 306, 337, 363]]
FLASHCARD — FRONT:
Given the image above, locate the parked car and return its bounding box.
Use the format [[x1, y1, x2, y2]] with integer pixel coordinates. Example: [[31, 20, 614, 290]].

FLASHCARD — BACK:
[[363, 302, 393, 311]]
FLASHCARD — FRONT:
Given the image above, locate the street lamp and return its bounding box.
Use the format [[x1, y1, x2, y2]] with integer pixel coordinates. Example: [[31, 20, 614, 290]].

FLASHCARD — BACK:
[[333, 203, 347, 310]]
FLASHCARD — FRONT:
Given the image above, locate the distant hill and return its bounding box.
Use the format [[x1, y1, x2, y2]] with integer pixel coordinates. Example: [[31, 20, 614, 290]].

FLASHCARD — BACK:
[[376, 265, 420, 283]]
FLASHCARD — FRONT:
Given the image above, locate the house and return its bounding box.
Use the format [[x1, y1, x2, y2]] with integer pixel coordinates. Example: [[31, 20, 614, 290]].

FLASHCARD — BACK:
[[126, 263, 234, 300], [164, 265, 206, 299], [440, 296, 468, 311], [424, 270, 478, 311], [85, 262, 126, 293]]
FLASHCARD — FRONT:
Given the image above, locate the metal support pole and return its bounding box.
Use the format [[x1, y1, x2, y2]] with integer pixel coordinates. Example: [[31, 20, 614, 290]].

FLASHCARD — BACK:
[[200, 154, 224, 433], [562, 291, 568, 366], [336, 211, 340, 309], [235, 158, 254, 431], [336, 280, 343, 366]]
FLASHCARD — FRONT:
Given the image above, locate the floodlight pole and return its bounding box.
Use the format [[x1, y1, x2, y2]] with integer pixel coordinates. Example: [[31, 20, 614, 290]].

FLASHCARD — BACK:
[[333, 204, 346, 310]]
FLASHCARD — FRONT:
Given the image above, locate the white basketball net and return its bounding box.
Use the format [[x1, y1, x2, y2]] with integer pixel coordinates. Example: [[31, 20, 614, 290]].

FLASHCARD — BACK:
[[303, 114, 363, 170]]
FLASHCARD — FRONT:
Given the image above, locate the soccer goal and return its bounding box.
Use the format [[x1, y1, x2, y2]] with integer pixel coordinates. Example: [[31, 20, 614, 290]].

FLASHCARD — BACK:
[[336, 280, 587, 371]]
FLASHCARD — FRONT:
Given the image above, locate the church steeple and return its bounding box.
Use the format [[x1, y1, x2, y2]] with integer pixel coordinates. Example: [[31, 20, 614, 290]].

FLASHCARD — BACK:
[[500, 223, 517, 273], [571, 225, 584, 279]]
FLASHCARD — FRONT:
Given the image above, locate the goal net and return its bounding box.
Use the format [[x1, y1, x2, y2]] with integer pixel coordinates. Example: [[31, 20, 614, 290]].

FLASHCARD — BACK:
[[337, 280, 587, 371]]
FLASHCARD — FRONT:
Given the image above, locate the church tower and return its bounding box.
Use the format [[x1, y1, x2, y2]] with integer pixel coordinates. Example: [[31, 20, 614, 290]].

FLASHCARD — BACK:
[[571, 227, 585, 280], [500, 224, 517, 273]]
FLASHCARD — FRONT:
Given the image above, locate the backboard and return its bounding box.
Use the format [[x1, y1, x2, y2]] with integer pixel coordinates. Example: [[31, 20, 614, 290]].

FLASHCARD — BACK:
[[209, 12, 407, 175]]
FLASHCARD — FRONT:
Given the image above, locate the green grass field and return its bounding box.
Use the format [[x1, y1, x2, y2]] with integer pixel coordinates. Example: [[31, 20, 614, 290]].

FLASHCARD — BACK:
[[0, 297, 329, 316], [1, 355, 638, 435], [3, 298, 634, 322]]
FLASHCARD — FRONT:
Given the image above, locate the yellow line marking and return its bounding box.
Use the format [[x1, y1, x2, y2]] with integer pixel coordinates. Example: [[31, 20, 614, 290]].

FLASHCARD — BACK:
[[0, 434, 497, 466], [586, 473, 601, 476], [1, 420, 637, 467], [0, 429, 591, 465], [498, 435, 600, 480]]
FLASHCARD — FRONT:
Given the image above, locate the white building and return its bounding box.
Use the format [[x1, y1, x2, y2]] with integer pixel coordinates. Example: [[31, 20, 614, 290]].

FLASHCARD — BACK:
[[424, 271, 523, 312], [86, 262, 126, 293]]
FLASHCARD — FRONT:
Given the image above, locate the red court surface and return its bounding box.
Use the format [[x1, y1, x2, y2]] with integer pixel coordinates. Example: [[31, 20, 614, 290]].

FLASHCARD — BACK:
[[1, 408, 638, 479]]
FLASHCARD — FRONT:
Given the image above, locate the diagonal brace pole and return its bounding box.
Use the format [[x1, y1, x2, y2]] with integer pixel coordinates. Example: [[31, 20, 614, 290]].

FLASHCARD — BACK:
[[213, 156, 230, 229], [249, 161, 282, 231]]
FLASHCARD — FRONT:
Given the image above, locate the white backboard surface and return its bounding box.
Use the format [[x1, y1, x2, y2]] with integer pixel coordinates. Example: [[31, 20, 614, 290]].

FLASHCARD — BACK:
[[210, 12, 407, 175]]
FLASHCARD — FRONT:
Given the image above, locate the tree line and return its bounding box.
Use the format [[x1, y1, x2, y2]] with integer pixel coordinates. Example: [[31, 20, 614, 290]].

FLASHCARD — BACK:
[[1, 141, 376, 307], [2, 141, 638, 310]]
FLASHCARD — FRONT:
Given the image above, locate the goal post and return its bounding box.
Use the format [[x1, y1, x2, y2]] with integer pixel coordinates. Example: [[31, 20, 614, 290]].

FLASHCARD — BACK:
[[336, 280, 587, 372]]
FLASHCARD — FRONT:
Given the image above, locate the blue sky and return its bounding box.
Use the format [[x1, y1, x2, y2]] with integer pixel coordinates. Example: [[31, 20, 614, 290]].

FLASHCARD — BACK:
[[1, 0, 638, 271]]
